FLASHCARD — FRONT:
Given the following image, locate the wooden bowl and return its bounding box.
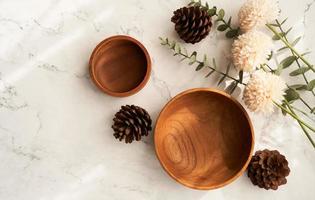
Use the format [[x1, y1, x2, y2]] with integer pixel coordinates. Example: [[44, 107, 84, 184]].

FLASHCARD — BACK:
[[89, 35, 151, 97], [154, 88, 254, 190]]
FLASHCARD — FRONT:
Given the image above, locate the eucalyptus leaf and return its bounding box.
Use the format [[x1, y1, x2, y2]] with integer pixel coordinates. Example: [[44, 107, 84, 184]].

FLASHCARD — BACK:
[[267, 51, 273, 61], [207, 8, 217, 16], [203, 54, 209, 66], [295, 85, 308, 91], [291, 36, 302, 47], [174, 43, 181, 54], [189, 55, 196, 65], [285, 27, 292, 35], [311, 107, 315, 114], [218, 9, 225, 19], [281, 18, 288, 25], [227, 17, 231, 26], [278, 46, 288, 52], [225, 81, 237, 94], [226, 29, 238, 38], [284, 88, 300, 103], [218, 63, 230, 85], [289, 84, 305, 89], [205, 70, 215, 77], [195, 63, 204, 71], [307, 79, 315, 90], [217, 24, 228, 31], [281, 103, 287, 116], [212, 58, 217, 69], [182, 47, 188, 56], [301, 51, 311, 56], [205, 2, 209, 8], [289, 67, 310, 76], [170, 41, 176, 49], [280, 56, 296, 69], [272, 32, 286, 40]]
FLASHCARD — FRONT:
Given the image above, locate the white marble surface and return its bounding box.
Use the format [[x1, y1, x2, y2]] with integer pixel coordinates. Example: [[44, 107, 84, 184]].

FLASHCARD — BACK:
[[0, 0, 314, 199]]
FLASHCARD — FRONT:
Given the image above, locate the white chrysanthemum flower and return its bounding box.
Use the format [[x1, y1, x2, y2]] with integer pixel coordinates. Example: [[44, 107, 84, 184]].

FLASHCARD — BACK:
[[239, 0, 280, 32], [231, 31, 272, 72], [243, 71, 286, 113]]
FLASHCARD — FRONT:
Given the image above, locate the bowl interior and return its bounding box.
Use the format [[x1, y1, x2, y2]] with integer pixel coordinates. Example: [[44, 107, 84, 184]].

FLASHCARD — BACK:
[[155, 89, 253, 189], [91, 37, 148, 94]]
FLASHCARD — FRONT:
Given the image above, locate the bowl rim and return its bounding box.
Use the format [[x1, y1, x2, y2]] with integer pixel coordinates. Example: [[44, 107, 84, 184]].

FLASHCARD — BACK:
[[154, 88, 255, 190], [89, 35, 151, 97]]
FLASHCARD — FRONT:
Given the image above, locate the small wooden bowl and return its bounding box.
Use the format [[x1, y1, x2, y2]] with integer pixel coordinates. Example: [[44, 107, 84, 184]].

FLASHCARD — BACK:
[[154, 88, 254, 190], [89, 35, 151, 97]]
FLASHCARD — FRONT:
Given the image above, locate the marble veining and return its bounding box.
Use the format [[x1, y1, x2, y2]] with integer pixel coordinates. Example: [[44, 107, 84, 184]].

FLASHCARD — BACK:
[[0, 0, 314, 199]]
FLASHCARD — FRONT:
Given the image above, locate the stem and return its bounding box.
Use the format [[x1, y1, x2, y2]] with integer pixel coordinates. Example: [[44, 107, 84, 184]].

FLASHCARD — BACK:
[[285, 101, 315, 148], [266, 24, 315, 72], [275, 20, 315, 96], [274, 101, 315, 133], [291, 105, 315, 123], [177, 52, 246, 85]]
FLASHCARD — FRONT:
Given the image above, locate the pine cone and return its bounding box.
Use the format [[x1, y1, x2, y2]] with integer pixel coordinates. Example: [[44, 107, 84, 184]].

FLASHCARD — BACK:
[[171, 6, 212, 44], [112, 105, 152, 143], [248, 149, 290, 190]]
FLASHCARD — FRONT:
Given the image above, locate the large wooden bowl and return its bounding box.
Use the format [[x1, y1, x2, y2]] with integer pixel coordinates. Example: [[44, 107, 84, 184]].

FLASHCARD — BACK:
[[89, 35, 151, 97], [154, 88, 254, 190]]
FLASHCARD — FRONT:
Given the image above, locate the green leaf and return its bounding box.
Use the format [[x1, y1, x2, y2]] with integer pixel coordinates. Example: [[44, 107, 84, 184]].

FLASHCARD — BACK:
[[205, 2, 209, 9], [239, 70, 243, 83], [207, 7, 217, 16], [281, 18, 288, 25], [284, 88, 300, 103], [205, 70, 215, 77], [191, 51, 197, 57], [189, 55, 196, 65], [212, 58, 217, 69], [159, 37, 168, 45], [188, 1, 195, 6], [180, 57, 187, 62], [295, 85, 308, 91], [291, 36, 302, 47], [226, 29, 239, 38], [289, 84, 305, 89], [227, 17, 231, 26], [289, 67, 310, 76], [170, 41, 176, 49], [311, 107, 315, 114], [225, 81, 237, 94], [269, 23, 279, 27], [182, 47, 188, 56], [285, 27, 292, 35], [195, 63, 204, 71], [267, 51, 273, 61], [301, 51, 311, 56], [218, 63, 230, 85], [281, 103, 287, 116], [174, 43, 181, 54], [203, 54, 209, 66], [217, 24, 228, 31], [218, 9, 225, 19], [307, 79, 315, 90], [278, 46, 288, 52], [273, 32, 286, 40], [280, 56, 296, 69]]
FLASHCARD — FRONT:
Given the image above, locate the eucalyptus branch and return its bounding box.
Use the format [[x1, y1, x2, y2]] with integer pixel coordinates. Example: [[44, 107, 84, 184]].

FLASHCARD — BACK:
[[189, 0, 240, 38], [274, 101, 315, 133], [284, 101, 315, 149], [159, 37, 245, 88], [266, 24, 315, 72], [275, 19, 315, 97]]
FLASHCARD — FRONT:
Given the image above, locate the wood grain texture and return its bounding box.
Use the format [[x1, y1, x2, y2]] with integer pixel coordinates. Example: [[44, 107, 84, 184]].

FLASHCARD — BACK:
[[154, 88, 254, 190], [89, 35, 151, 97]]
